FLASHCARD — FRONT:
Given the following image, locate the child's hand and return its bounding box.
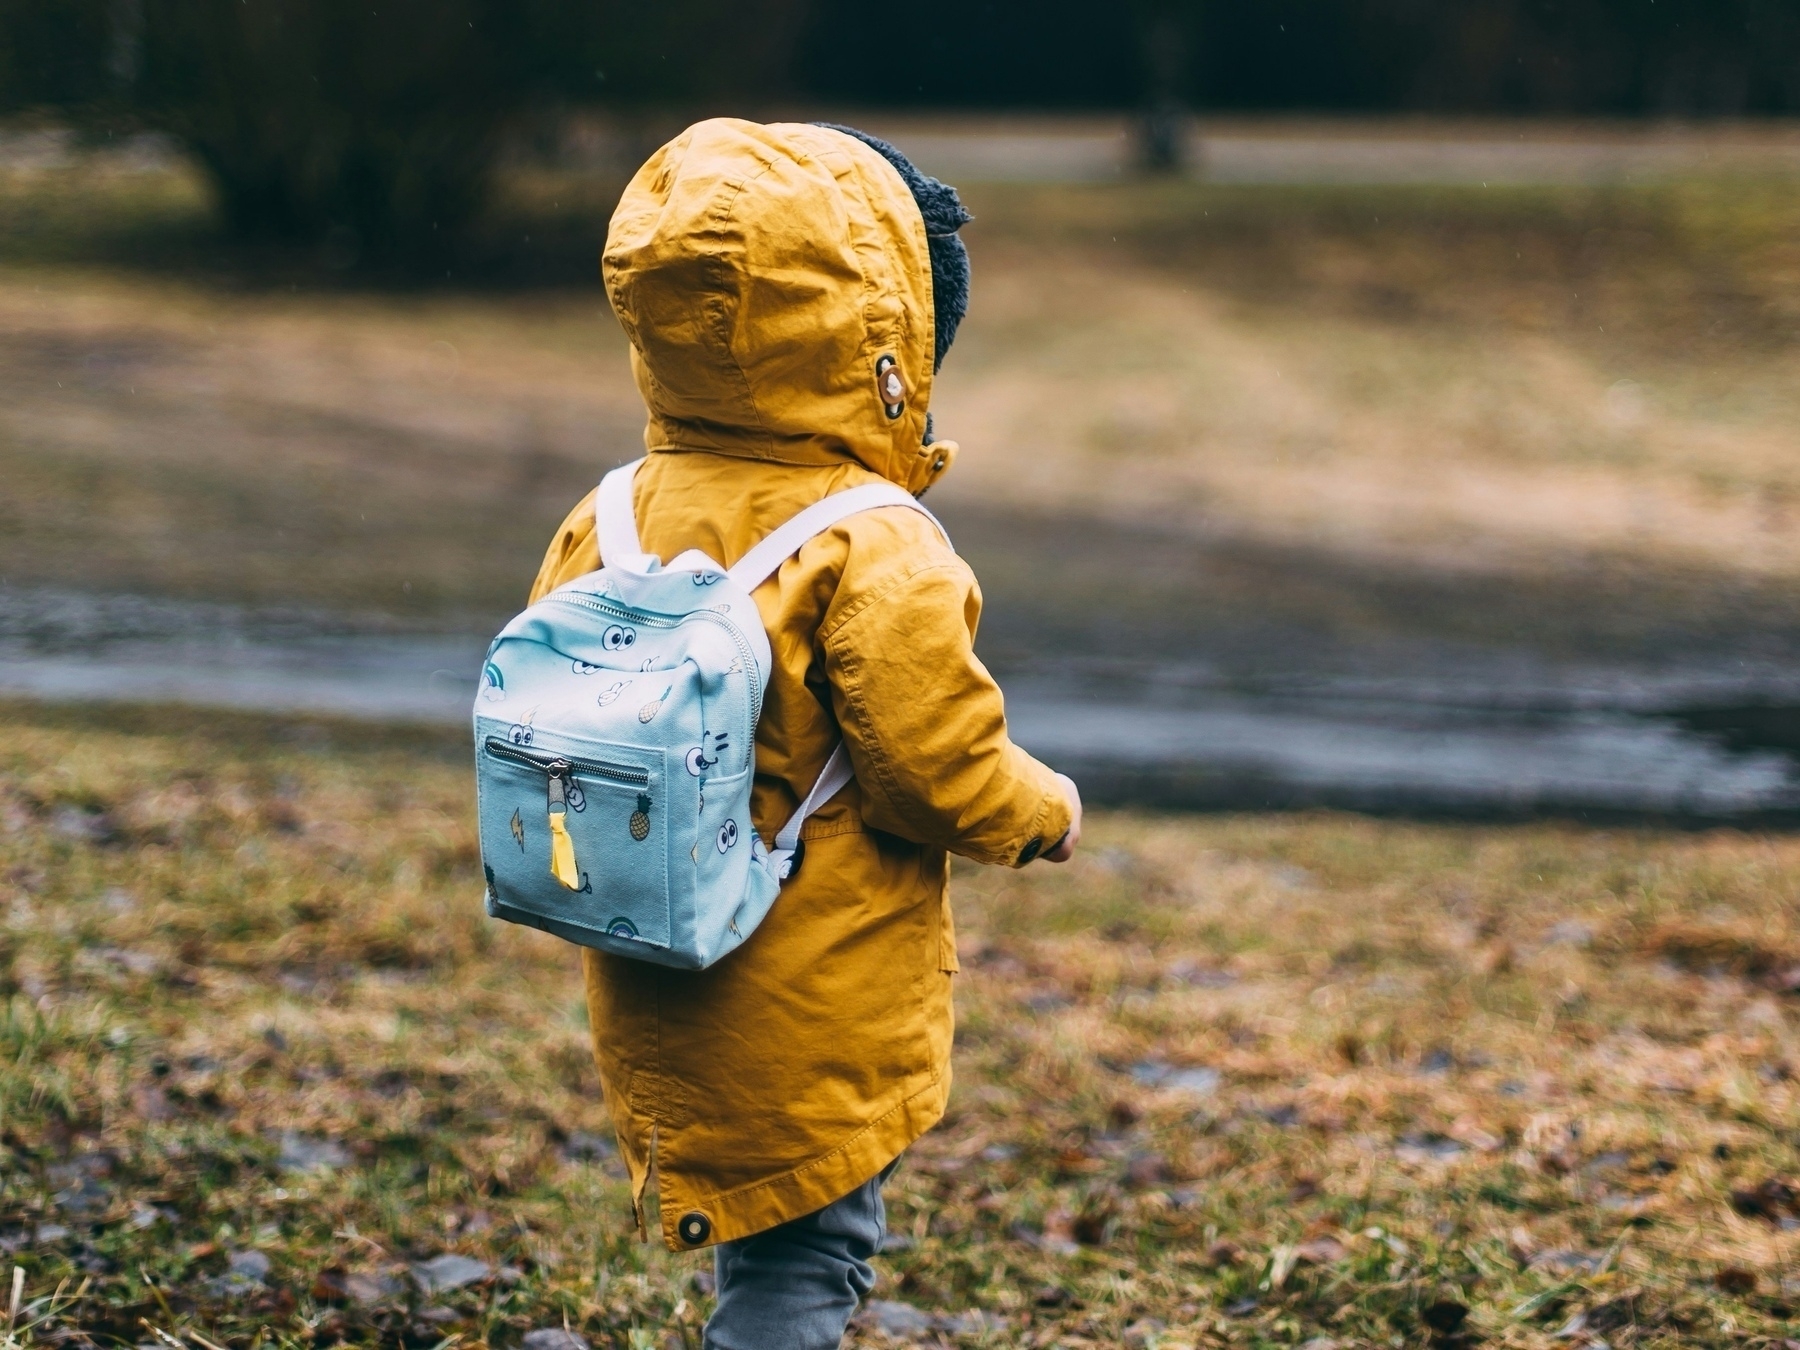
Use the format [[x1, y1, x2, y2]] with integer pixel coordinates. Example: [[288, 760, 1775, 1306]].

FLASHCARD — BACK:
[[1043, 773, 1082, 863]]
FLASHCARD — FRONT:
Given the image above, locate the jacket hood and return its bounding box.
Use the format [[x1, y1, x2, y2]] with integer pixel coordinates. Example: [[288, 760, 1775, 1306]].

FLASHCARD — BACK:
[[603, 118, 957, 495]]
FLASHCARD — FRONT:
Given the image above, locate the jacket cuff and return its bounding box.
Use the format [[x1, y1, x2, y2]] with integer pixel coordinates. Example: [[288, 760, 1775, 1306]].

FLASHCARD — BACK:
[[1011, 779, 1074, 868]]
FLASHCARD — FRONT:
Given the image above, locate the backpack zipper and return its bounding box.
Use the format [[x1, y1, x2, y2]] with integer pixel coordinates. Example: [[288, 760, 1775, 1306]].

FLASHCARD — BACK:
[[544, 592, 765, 732], [484, 737, 650, 786]]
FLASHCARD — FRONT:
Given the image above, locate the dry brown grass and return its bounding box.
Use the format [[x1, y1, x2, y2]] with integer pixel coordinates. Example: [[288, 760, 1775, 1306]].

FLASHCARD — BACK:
[[3, 158, 1800, 635], [6, 701, 1800, 1347]]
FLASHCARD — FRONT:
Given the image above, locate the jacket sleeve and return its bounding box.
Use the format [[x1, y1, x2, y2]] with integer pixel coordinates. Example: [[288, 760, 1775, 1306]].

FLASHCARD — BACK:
[[823, 556, 1073, 868]]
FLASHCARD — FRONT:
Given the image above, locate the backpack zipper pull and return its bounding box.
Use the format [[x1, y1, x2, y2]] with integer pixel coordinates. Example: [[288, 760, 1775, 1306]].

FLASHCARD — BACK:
[[545, 760, 581, 890]]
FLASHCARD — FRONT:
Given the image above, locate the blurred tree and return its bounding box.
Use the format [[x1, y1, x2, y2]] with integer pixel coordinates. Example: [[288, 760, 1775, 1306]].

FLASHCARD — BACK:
[[3, 0, 1795, 269], [1132, 0, 1198, 171], [0, 0, 805, 264], [0, 0, 115, 109]]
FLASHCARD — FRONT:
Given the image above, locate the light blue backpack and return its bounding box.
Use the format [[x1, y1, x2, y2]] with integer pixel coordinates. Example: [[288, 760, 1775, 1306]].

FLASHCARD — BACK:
[[473, 458, 947, 970]]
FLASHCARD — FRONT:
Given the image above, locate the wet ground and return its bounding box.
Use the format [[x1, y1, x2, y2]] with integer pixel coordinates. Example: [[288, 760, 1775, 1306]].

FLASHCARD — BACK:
[[7, 506, 1798, 822]]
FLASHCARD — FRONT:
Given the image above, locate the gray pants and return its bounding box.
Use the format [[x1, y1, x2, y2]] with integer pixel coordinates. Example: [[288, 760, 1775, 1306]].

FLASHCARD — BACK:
[[703, 1160, 897, 1350]]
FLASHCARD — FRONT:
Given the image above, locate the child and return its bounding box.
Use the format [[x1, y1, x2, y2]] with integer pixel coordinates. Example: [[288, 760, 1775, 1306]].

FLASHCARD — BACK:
[[528, 118, 1081, 1350]]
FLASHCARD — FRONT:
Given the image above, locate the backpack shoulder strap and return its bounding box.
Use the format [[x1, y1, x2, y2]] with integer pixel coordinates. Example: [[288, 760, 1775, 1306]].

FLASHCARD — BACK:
[[727, 482, 950, 592], [733, 480, 950, 882], [595, 458, 651, 571]]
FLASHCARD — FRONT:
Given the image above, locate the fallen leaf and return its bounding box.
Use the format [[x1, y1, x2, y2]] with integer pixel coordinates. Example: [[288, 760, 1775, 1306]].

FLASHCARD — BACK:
[[1072, 1195, 1117, 1246], [1107, 1098, 1143, 1128], [1715, 1265, 1758, 1295], [1422, 1299, 1469, 1333], [1730, 1177, 1798, 1222]]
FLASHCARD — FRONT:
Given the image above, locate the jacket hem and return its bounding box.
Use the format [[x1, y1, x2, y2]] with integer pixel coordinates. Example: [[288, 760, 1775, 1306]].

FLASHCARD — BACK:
[[657, 1069, 950, 1250]]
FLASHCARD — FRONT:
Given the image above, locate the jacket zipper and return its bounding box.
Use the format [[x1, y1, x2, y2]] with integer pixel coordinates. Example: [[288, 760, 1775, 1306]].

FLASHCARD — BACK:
[[484, 737, 649, 786]]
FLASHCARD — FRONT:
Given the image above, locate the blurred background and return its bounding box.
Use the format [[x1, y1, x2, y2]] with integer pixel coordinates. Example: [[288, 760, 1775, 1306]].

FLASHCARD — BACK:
[[4, 0, 1800, 820]]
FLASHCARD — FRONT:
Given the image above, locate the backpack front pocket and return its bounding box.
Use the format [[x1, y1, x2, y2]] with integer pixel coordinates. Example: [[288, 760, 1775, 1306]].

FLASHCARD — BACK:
[[480, 737, 670, 949]]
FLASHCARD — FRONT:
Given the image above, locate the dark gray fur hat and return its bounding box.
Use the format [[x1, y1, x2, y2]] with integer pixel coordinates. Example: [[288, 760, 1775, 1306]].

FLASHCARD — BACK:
[[815, 123, 972, 374]]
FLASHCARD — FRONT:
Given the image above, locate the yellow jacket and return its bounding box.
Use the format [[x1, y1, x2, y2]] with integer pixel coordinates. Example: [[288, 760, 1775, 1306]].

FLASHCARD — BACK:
[[530, 118, 1071, 1249]]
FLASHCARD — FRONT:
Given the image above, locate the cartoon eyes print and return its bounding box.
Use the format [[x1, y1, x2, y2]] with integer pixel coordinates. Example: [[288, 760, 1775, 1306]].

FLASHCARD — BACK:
[[717, 820, 739, 853], [572, 659, 603, 676], [684, 731, 730, 777], [508, 723, 534, 746], [692, 571, 722, 586], [602, 624, 637, 651], [597, 680, 630, 707]]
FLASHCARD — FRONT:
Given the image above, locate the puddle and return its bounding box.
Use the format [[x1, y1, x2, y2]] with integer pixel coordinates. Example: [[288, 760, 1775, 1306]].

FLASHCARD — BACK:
[[2, 589, 1796, 820]]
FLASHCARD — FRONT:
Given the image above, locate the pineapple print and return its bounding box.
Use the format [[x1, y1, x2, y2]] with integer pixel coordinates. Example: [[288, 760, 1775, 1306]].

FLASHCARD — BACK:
[[629, 794, 652, 842]]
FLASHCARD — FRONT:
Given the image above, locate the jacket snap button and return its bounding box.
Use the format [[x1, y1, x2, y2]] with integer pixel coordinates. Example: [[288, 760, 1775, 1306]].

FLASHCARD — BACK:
[[678, 1211, 711, 1245], [875, 355, 905, 417]]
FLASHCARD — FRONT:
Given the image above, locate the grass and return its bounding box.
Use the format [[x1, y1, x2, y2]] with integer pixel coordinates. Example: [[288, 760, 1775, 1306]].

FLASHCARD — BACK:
[[5, 700, 1800, 1346]]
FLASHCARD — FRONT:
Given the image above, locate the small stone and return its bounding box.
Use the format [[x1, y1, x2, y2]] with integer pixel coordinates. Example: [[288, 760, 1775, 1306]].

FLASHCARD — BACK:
[[1123, 1318, 1166, 1349], [1395, 1132, 1466, 1163], [51, 1174, 111, 1214], [934, 1309, 999, 1336], [1529, 1248, 1605, 1275], [51, 807, 116, 844], [343, 1271, 405, 1307], [559, 1130, 614, 1162], [228, 1249, 271, 1282], [1125, 1152, 1169, 1188], [1129, 1061, 1220, 1097], [202, 1262, 266, 1300], [1293, 1236, 1348, 1265], [864, 1299, 934, 1340], [411, 1253, 492, 1294], [521, 1331, 591, 1350], [1545, 919, 1594, 948], [1167, 958, 1236, 988], [277, 1131, 349, 1173]]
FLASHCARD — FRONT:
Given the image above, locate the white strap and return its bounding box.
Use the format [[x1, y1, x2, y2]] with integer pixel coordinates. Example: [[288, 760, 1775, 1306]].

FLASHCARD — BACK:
[[595, 458, 653, 571], [768, 742, 856, 881], [742, 483, 946, 881], [728, 483, 949, 592]]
